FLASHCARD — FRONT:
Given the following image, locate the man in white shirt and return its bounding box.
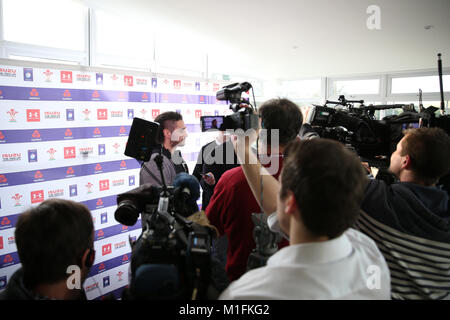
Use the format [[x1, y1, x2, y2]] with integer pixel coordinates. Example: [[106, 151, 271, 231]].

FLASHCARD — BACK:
[[220, 138, 390, 299]]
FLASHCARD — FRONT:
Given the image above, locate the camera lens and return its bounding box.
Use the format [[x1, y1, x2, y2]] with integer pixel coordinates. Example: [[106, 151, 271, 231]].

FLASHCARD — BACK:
[[115, 200, 140, 226]]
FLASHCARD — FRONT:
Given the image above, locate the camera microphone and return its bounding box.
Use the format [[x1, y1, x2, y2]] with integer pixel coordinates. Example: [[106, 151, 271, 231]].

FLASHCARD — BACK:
[[173, 173, 201, 217], [174, 173, 200, 203]]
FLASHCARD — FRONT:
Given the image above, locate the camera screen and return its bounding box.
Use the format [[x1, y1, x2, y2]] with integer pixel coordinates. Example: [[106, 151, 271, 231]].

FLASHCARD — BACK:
[[192, 236, 206, 248], [310, 106, 333, 126], [402, 123, 420, 130], [200, 116, 224, 132]]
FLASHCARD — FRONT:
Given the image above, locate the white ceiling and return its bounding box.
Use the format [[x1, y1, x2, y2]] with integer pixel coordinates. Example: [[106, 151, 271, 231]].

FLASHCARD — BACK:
[[81, 0, 450, 80]]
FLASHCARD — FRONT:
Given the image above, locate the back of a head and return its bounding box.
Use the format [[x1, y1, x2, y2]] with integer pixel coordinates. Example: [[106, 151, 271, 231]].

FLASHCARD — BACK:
[[15, 199, 94, 288], [401, 127, 450, 185], [154, 111, 183, 144], [281, 139, 367, 239], [258, 98, 303, 146]]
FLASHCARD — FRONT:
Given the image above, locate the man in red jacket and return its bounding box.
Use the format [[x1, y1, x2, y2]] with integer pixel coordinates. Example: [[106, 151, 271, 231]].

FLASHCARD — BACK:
[[206, 98, 303, 281]]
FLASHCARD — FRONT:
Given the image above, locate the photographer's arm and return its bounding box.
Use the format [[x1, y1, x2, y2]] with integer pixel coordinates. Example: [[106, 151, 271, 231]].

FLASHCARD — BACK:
[[232, 134, 279, 215]]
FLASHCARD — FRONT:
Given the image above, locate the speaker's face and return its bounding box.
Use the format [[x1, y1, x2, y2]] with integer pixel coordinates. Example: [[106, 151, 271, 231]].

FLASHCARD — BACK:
[[171, 120, 188, 147]]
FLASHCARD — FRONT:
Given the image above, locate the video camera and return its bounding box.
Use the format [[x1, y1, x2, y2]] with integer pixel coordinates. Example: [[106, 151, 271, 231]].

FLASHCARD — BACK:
[[305, 95, 450, 167], [247, 213, 283, 271], [116, 117, 219, 299], [115, 179, 213, 300], [200, 82, 259, 132], [306, 55, 449, 168]]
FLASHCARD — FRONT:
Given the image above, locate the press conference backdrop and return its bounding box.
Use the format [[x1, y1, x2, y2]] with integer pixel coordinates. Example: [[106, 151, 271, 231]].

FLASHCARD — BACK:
[[0, 60, 231, 299]]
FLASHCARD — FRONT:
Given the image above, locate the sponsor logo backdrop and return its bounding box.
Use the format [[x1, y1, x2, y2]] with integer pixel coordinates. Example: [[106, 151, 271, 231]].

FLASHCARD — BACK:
[[0, 62, 230, 299]]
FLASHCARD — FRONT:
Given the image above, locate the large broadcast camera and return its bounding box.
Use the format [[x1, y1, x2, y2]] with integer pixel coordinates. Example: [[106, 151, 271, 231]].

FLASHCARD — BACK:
[[306, 95, 450, 168], [115, 117, 227, 300], [200, 82, 259, 132], [305, 54, 450, 168]]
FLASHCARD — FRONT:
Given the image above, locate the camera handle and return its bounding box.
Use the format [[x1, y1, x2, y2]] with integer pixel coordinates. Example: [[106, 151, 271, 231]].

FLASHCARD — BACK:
[[247, 213, 282, 271], [153, 150, 174, 223]]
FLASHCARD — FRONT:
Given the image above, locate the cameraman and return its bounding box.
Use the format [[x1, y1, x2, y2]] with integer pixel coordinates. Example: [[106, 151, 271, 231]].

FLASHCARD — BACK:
[[0, 199, 95, 300], [355, 127, 450, 299], [220, 138, 390, 299], [233, 127, 450, 300], [206, 98, 302, 281], [140, 112, 189, 186]]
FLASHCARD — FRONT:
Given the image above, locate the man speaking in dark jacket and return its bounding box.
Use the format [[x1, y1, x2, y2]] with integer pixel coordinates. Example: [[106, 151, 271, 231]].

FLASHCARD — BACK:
[[139, 112, 189, 186]]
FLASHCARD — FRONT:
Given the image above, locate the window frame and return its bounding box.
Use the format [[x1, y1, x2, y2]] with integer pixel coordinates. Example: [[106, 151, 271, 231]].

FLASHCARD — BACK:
[[0, 0, 89, 64], [326, 74, 383, 102], [387, 68, 450, 102], [0, 0, 449, 105]]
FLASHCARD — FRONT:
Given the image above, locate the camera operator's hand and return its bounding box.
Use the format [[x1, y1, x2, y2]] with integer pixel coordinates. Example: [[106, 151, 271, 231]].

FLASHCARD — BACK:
[[362, 162, 372, 175], [230, 129, 279, 216], [202, 172, 216, 185]]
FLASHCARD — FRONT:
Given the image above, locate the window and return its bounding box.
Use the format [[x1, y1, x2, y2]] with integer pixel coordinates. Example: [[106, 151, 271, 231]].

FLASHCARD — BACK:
[[93, 10, 154, 69], [154, 25, 206, 77], [391, 75, 450, 94], [282, 79, 322, 100], [3, 0, 86, 51], [331, 78, 380, 96]]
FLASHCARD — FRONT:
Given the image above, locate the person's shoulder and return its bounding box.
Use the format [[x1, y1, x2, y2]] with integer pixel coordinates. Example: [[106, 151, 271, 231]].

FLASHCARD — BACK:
[[201, 140, 216, 150], [362, 179, 390, 204], [222, 166, 245, 180], [345, 228, 388, 266], [219, 267, 273, 300], [365, 178, 387, 191], [346, 228, 378, 247], [219, 166, 245, 182]]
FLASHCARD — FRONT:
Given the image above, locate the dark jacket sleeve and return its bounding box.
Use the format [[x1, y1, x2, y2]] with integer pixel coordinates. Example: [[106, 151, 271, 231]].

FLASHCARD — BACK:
[[192, 145, 206, 182], [139, 154, 176, 186]]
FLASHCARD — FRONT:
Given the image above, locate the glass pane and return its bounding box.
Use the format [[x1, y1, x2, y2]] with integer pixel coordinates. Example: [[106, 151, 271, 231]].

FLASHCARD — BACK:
[[283, 79, 322, 99], [95, 10, 153, 61], [391, 75, 450, 94], [333, 79, 380, 95], [3, 0, 86, 51], [155, 27, 205, 73]]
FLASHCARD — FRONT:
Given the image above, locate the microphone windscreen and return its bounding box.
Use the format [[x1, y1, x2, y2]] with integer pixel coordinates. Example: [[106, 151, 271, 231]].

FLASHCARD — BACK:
[[173, 173, 200, 202]]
